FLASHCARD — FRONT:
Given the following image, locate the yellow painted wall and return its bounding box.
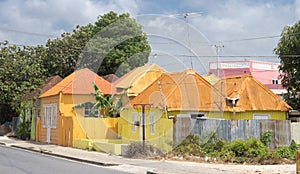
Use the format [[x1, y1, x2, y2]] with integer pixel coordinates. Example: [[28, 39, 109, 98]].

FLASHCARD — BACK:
[[39, 93, 119, 146], [207, 110, 287, 120], [119, 108, 173, 151], [61, 94, 119, 142]]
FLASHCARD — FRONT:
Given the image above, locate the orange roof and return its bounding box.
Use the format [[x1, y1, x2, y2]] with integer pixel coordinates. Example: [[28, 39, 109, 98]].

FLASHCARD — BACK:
[[203, 74, 220, 85], [129, 69, 221, 111], [214, 74, 291, 112], [113, 64, 166, 97], [28, 75, 62, 99], [40, 68, 115, 98]]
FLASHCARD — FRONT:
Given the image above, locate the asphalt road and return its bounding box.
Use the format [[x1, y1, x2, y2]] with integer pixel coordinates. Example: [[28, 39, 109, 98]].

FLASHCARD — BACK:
[[0, 146, 129, 174]]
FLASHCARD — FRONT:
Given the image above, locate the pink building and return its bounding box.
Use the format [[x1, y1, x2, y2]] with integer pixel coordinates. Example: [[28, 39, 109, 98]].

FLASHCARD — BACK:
[[209, 60, 286, 95]]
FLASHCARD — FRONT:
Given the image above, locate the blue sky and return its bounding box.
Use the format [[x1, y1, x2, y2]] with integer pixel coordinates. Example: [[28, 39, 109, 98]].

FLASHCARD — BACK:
[[0, 0, 299, 74]]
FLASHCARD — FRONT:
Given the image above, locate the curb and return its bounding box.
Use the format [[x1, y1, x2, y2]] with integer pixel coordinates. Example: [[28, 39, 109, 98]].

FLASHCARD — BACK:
[[7, 144, 119, 167]]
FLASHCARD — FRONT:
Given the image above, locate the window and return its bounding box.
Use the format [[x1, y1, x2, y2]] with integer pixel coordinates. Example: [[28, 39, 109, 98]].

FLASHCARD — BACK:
[[150, 112, 155, 135], [253, 114, 270, 120], [272, 79, 278, 84], [43, 103, 57, 128], [132, 112, 136, 133], [84, 103, 99, 117], [191, 113, 206, 119], [51, 104, 57, 128]]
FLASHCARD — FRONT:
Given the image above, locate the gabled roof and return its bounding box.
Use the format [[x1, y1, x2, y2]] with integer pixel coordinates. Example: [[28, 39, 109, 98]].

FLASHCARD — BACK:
[[129, 69, 221, 111], [203, 73, 220, 85], [40, 68, 115, 98], [28, 75, 63, 100], [113, 64, 166, 97], [214, 74, 291, 112], [102, 74, 119, 83]]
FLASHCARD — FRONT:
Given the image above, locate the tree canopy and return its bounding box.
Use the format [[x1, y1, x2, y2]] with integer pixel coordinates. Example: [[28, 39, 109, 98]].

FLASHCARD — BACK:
[[0, 42, 46, 114], [0, 11, 151, 117], [274, 21, 300, 110], [44, 11, 151, 78]]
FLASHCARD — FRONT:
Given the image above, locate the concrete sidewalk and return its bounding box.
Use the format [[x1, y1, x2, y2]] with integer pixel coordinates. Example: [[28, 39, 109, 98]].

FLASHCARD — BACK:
[[0, 136, 295, 174]]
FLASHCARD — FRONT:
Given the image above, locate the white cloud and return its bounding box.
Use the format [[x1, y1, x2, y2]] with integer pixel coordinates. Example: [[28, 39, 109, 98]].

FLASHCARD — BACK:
[[0, 0, 298, 71], [0, 0, 139, 45], [184, 0, 298, 57]]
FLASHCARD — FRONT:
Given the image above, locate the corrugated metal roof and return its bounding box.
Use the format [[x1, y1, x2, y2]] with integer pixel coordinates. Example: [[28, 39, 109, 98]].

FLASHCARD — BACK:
[[129, 69, 221, 111], [203, 74, 220, 85], [113, 64, 166, 97], [40, 68, 115, 98], [214, 74, 291, 112]]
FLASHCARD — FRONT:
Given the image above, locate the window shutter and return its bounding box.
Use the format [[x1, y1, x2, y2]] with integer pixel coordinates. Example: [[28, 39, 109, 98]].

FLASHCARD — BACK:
[[132, 112, 136, 133], [150, 112, 155, 135], [42, 105, 47, 128]]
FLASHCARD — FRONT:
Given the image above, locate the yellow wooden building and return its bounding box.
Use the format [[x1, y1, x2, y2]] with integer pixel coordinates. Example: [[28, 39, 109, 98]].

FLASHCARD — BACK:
[[37, 68, 117, 147], [119, 69, 221, 150], [212, 74, 291, 120]]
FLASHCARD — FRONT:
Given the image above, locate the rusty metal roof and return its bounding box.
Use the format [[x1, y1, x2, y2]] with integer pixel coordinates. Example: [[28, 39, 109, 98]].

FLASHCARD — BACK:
[[203, 74, 220, 85], [40, 68, 115, 98], [214, 74, 291, 112], [129, 69, 221, 111]]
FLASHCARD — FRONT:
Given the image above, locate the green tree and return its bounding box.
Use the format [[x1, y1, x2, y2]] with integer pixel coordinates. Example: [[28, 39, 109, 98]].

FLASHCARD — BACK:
[[0, 41, 46, 114], [44, 11, 151, 78], [274, 21, 300, 110]]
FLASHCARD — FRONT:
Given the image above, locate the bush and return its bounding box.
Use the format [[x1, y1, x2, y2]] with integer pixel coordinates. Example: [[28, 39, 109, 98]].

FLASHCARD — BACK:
[[260, 130, 272, 147], [219, 138, 269, 163], [124, 142, 163, 159], [173, 134, 205, 157], [275, 146, 293, 159], [201, 139, 226, 157], [16, 120, 31, 140]]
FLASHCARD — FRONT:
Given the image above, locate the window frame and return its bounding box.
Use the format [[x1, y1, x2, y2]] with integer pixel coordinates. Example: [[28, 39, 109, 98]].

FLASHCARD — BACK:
[[132, 112, 137, 133], [150, 112, 155, 135], [42, 103, 57, 128], [253, 113, 270, 120], [84, 102, 99, 117]]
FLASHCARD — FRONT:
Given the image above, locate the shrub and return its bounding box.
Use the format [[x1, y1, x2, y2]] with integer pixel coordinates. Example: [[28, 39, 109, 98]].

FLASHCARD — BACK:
[[124, 142, 163, 159], [16, 120, 31, 140], [201, 132, 225, 156], [173, 134, 205, 157], [219, 138, 269, 163], [275, 146, 293, 159], [260, 130, 272, 147]]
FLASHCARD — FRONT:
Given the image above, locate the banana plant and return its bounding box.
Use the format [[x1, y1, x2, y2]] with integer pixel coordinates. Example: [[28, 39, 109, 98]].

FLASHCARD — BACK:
[[74, 83, 131, 118]]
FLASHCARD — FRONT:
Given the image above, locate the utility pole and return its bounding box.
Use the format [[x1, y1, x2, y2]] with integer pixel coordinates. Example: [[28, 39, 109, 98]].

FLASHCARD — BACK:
[[133, 104, 152, 151], [184, 13, 193, 70], [214, 43, 224, 118], [214, 43, 224, 78]]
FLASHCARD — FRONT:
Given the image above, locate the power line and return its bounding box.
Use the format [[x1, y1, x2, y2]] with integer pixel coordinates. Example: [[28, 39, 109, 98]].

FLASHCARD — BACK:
[[0, 28, 59, 38], [216, 35, 281, 43]]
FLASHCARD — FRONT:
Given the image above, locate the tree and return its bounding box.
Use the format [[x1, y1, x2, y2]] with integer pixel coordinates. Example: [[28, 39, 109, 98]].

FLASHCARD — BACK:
[[0, 41, 46, 115], [274, 21, 300, 110], [44, 11, 151, 78]]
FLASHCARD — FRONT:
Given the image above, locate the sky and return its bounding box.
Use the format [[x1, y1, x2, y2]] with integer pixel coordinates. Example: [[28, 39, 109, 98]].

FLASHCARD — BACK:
[[0, 0, 299, 74]]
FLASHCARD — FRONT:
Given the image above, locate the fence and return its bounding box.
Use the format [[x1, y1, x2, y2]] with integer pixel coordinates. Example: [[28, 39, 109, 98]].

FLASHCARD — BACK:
[[174, 118, 292, 148]]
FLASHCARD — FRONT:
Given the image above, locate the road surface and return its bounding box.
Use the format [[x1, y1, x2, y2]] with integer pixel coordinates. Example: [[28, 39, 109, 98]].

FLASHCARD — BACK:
[[0, 146, 129, 174]]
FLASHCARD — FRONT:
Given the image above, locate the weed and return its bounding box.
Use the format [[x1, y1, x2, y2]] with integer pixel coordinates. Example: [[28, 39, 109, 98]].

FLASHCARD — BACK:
[[260, 130, 272, 147]]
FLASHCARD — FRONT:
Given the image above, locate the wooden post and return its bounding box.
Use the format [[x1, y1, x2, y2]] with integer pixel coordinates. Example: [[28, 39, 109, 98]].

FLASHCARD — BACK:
[[297, 150, 300, 173]]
